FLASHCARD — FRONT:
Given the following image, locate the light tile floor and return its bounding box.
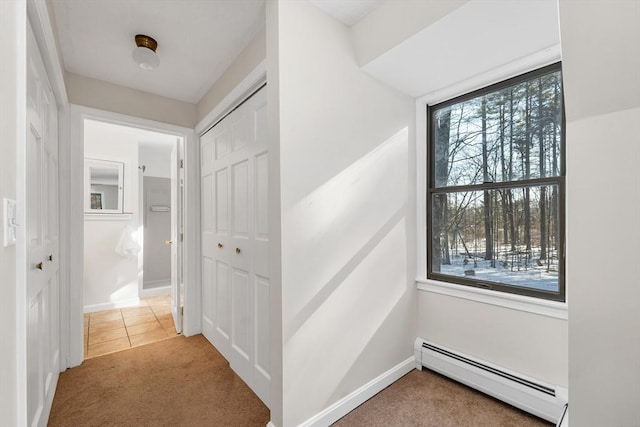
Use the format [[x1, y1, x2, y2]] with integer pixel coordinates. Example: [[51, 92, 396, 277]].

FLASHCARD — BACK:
[[83, 295, 180, 359]]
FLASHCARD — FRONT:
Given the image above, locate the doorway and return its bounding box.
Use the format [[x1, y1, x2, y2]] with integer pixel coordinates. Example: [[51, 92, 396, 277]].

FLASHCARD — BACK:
[[65, 106, 196, 366], [81, 119, 183, 358]]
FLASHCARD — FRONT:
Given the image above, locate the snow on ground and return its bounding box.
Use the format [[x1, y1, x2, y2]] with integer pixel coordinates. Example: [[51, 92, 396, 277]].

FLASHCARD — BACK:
[[440, 255, 558, 292]]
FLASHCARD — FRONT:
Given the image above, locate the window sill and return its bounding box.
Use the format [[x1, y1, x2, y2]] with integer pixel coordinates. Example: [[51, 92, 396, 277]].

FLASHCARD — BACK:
[[416, 278, 568, 320], [84, 213, 133, 221]]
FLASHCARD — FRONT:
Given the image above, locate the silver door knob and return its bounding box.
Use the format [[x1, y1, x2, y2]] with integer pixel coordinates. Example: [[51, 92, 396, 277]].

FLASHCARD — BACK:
[[217, 243, 223, 249], [235, 247, 241, 254]]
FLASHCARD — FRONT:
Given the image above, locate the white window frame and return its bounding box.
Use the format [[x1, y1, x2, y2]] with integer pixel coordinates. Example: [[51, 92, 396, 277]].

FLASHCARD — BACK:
[[415, 46, 567, 320]]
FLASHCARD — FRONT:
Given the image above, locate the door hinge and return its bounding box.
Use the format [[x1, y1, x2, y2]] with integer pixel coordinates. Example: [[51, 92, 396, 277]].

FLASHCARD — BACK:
[[180, 233, 184, 242], [180, 306, 184, 316], [180, 159, 184, 168]]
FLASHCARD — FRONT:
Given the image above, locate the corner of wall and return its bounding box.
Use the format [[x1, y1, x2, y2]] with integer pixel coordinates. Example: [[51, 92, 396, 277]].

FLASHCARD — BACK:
[[266, 1, 283, 425], [351, 0, 469, 66], [196, 26, 267, 123]]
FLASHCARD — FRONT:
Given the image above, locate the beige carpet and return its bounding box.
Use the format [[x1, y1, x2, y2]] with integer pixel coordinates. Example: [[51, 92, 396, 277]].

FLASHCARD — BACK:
[[50, 335, 551, 426], [334, 368, 552, 426], [48, 334, 269, 426]]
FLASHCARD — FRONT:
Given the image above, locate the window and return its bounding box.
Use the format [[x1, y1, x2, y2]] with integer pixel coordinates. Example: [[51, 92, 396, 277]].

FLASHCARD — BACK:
[[427, 63, 565, 301]]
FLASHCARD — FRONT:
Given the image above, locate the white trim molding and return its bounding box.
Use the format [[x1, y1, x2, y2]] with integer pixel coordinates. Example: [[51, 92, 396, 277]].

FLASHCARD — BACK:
[[298, 357, 415, 427], [84, 213, 133, 221], [26, 0, 68, 106], [140, 284, 171, 298], [84, 298, 141, 314], [417, 279, 568, 320]]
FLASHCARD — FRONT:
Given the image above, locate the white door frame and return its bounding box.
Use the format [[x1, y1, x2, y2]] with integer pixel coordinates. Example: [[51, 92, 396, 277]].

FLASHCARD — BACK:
[[65, 105, 198, 367]]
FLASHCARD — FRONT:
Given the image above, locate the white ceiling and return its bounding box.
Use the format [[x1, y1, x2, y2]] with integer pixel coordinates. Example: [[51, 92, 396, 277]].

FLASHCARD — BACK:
[[51, 0, 265, 104], [362, 0, 561, 100], [308, 0, 385, 26]]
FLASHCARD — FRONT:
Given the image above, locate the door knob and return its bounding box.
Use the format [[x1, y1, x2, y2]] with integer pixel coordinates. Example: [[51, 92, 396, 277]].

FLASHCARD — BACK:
[[235, 247, 241, 254], [36, 262, 43, 270], [165, 240, 173, 246], [217, 243, 223, 249]]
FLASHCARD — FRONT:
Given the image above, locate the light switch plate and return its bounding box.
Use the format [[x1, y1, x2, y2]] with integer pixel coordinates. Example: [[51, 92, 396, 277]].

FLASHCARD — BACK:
[[3, 198, 17, 247]]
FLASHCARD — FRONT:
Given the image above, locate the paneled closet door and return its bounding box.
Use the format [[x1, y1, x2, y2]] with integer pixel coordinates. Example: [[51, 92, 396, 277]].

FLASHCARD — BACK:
[[26, 24, 60, 427], [201, 124, 232, 357], [200, 86, 269, 407]]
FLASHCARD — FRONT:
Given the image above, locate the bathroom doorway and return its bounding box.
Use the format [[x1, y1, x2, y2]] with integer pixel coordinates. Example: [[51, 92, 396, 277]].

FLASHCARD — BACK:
[[81, 118, 184, 358]]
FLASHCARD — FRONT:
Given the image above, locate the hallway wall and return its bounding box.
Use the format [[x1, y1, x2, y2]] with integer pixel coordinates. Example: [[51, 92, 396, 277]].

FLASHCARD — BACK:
[[0, 1, 24, 424], [269, 1, 417, 424], [560, 1, 640, 425]]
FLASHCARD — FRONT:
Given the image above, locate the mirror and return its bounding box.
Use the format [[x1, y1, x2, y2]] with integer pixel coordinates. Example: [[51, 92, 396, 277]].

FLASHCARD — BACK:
[[85, 158, 124, 213]]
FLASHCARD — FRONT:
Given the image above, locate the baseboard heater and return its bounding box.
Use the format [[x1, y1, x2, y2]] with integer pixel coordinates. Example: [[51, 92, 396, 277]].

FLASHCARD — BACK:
[[415, 338, 567, 425]]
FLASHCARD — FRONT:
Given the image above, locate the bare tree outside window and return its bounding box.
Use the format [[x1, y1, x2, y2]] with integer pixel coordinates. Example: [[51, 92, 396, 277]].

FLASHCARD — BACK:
[[427, 64, 565, 301]]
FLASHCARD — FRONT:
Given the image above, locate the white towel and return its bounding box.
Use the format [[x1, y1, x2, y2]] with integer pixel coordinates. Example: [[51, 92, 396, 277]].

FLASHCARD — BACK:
[[115, 226, 141, 260]]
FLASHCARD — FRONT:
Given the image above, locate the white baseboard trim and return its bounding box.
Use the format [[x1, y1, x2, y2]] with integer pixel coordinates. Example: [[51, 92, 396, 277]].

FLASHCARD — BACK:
[[556, 404, 568, 427], [140, 284, 171, 298], [84, 297, 141, 313], [299, 357, 415, 427], [266, 422, 276, 427], [143, 279, 170, 287]]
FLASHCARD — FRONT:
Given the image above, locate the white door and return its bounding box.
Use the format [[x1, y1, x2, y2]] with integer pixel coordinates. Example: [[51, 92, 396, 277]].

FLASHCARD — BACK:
[[26, 24, 60, 427], [170, 141, 183, 333], [201, 86, 269, 406]]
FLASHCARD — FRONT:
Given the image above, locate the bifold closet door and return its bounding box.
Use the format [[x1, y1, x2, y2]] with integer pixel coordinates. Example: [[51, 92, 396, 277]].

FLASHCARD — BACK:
[[201, 87, 270, 406]]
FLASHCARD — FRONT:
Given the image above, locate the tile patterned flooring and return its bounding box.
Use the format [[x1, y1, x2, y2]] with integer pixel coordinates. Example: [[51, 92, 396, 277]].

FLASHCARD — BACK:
[[83, 295, 180, 359]]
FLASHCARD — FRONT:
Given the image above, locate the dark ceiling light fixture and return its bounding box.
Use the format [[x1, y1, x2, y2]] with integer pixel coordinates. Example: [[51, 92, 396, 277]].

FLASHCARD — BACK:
[[132, 34, 159, 70]]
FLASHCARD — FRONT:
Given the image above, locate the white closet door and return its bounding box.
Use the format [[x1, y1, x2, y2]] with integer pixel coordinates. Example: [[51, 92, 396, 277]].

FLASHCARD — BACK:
[[201, 124, 232, 357], [200, 86, 269, 406], [26, 24, 60, 427]]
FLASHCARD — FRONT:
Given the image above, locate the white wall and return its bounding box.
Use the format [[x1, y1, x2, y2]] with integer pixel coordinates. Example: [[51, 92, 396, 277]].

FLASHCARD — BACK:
[[0, 1, 24, 424], [83, 120, 140, 310], [270, 1, 416, 425], [352, 0, 468, 66], [66, 72, 197, 128], [560, 1, 640, 425], [418, 293, 567, 385]]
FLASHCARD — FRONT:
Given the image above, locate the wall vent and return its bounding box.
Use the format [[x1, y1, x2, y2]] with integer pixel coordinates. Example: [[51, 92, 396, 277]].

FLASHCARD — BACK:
[[415, 338, 567, 425]]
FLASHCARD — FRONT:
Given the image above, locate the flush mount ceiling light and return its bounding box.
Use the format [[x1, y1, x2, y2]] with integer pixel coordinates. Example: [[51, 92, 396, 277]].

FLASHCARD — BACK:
[[132, 34, 159, 70]]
